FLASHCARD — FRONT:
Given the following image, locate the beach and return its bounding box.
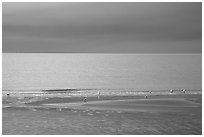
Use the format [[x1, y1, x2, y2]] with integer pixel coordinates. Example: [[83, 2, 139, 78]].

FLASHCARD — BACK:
[[2, 90, 202, 135], [3, 2, 202, 135]]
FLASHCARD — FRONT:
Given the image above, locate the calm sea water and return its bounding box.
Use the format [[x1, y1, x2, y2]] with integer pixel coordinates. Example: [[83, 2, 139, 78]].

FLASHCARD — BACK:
[[2, 53, 202, 91]]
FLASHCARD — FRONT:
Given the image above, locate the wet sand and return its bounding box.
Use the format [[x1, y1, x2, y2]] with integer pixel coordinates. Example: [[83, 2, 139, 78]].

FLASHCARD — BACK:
[[2, 93, 202, 135], [41, 97, 201, 112]]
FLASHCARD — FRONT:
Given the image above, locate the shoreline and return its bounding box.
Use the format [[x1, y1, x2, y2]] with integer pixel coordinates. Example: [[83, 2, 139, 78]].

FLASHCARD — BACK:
[[3, 93, 202, 112]]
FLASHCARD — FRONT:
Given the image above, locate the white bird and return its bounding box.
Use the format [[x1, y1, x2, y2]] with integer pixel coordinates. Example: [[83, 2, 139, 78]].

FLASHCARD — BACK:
[[182, 89, 186, 93]]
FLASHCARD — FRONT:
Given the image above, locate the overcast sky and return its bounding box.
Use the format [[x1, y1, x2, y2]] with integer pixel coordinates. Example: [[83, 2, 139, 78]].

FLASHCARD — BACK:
[[2, 2, 202, 53]]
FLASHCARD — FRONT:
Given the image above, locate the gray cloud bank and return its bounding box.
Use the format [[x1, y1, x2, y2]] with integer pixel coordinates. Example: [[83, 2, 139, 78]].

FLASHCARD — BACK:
[[2, 2, 202, 53]]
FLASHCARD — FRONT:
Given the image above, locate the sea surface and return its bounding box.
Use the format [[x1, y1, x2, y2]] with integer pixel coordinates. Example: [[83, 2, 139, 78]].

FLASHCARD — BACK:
[[3, 53, 202, 93]]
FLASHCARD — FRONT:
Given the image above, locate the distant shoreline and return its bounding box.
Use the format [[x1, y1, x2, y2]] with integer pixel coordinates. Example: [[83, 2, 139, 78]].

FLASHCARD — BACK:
[[2, 89, 202, 97], [2, 52, 202, 55]]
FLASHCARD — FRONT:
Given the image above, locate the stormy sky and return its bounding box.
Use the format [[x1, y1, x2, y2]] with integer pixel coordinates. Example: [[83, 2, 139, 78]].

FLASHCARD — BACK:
[[2, 2, 202, 53]]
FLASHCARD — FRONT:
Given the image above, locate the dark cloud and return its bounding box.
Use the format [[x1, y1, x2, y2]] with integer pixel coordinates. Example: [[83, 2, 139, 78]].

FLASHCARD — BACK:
[[2, 2, 202, 53]]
